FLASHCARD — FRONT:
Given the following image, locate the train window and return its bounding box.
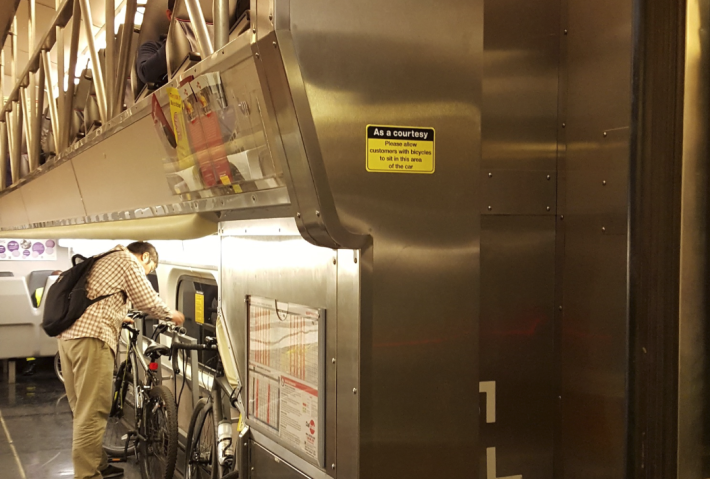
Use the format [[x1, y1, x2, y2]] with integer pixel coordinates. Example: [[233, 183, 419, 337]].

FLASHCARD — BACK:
[[176, 275, 219, 369]]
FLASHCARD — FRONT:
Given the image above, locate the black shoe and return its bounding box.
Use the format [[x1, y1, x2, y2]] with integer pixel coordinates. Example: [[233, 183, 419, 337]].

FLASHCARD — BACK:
[[101, 465, 124, 478]]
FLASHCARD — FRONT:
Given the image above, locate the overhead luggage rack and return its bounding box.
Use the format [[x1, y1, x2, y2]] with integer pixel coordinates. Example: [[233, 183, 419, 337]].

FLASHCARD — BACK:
[[0, 0, 293, 233]]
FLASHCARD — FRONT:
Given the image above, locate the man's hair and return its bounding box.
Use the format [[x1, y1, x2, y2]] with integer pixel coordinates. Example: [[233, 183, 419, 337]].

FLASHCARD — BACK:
[[127, 241, 159, 266], [168, 0, 175, 11]]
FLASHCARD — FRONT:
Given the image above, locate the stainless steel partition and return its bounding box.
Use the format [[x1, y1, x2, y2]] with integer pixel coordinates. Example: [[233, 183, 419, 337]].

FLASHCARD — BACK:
[[559, 0, 632, 477], [479, 0, 560, 477]]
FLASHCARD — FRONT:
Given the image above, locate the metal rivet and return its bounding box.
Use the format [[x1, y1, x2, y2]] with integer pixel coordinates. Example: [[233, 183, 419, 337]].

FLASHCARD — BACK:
[[560, 215, 564, 220], [296, 212, 301, 218], [546, 175, 551, 180], [562, 122, 566, 128], [546, 206, 551, 211], [251, 195, 256, 202], [252, 25, 256, 32], [559, 305, 563, 310], [244, 442, 247, 446], [273, 41, 277, 47], [315, 210, 321, 217], [564, 29, 568, 34], [255, 52, 260, 59], [333, 258, 337, 265], [602, 180, 607, 186], [603, 131, 608, 137], [642, 347, 647, 354], [332, 464, 336, 470], [488, 206, 492, 211], [332, 358, 336, 364], [354, 257, 358, 263], [488, 172, 493, 178], [602, 226, 606, 232], [353, 388, 357, 394]]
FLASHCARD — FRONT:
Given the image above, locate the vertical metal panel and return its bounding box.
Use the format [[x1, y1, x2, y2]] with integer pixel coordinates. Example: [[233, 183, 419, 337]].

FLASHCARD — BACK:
[[560, 0, 632, 475], [335, 247, 363, 479], [480, 216, 556, 479], [677, 0, 710, 475], [287, 1, 481, 477], [480, 0, 560, 477], [220, 221, 337, 477]]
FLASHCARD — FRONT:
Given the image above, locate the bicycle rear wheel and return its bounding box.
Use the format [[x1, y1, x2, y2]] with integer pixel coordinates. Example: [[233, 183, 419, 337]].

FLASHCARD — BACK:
[[139, 384, 178, 479], [104, 360, 137, 458], [185, 398, 217, 479], [54, 353, 64, 383]]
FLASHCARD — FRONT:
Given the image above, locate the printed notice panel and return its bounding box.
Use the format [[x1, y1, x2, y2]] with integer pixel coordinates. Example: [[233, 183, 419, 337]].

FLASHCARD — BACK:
[[247, 296, 323, 464], [0, 239, 58, 261], [366, 125, 435, 173]]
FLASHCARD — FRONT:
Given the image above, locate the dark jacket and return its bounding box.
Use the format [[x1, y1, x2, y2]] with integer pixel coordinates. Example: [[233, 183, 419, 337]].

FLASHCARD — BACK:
[[136, 35, 168, 85]]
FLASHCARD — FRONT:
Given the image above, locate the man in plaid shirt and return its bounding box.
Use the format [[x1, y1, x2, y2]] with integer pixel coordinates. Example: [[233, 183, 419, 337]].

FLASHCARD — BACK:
[[57, 241, 185, 479]]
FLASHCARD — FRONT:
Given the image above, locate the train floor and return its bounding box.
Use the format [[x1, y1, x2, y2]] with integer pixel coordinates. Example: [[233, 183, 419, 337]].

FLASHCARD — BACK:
[[0, 357, 184, 479]]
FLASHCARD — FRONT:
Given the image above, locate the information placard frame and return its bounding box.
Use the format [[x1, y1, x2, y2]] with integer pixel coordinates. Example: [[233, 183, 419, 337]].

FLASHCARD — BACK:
[[245, 295, 326, 468]]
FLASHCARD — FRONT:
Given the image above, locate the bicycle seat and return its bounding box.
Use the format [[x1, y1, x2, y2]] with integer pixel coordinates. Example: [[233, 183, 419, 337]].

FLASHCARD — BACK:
[[145, 344, 171, 360]]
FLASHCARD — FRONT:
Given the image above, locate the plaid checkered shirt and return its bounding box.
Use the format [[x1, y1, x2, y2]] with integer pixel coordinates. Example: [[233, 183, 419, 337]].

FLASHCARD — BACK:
[[58, 245, 172, 354]]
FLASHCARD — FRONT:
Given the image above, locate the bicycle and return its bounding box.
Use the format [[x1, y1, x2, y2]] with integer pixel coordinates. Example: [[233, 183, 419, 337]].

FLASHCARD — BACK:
[[104, 311, 183, 479], [172, 334, 243, 479]]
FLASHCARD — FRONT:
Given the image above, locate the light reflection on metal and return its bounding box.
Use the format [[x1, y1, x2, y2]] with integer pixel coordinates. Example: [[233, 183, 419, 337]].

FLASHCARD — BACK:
[[63, 0, 82, 152], [42, 51, 61, 154], [114, 0, 138, 115], [79, 0, 108, 123], [55, 0, 65, 152], [105, 0, 116, 119], [215, 0, 230, 50], [184, 0, 214, 57]]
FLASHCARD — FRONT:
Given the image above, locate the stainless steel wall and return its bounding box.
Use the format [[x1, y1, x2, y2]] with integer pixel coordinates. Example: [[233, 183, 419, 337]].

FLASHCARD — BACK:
[[559, 0, 632, 476], [480, 0, 560, 476], [287, 1, 482, 478], [678, 0, 710, 475]]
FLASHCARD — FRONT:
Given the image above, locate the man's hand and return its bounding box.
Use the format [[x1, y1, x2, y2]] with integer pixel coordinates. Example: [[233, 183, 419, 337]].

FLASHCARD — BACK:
[[123, 317, 135, 324], [171, 310, 185, 326]]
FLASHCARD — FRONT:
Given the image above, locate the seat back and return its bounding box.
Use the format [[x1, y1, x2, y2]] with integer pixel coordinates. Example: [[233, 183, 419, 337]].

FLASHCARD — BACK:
[[27, 270, 55, 295], [0, 277, 42, 358], [0, 271, 14, 277]]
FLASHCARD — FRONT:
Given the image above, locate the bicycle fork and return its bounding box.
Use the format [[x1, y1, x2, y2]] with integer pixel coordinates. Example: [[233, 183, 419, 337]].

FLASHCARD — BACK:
[[212, 387, 234, 467]]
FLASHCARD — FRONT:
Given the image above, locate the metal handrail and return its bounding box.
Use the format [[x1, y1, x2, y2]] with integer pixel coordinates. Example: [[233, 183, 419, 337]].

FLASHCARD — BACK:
[[0, 0, 225, 192]]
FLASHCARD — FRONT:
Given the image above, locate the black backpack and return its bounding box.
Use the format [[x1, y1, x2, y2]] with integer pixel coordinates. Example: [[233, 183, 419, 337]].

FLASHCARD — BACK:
[[42, 250, 122, 337]]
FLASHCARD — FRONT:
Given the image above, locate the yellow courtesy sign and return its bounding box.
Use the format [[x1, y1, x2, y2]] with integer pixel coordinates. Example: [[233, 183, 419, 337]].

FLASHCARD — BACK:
[[366, 125, 435, 174], [195, 292, 205, 325]]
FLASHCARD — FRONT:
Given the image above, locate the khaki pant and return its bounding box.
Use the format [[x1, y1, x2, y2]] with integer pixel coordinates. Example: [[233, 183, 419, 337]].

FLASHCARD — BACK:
[[58, 338, 114, 479]]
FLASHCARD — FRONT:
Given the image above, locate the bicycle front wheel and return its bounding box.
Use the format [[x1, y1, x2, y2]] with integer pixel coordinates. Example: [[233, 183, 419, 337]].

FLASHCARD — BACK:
[[185, 398, 217, 479], [139, 384, 178, 479]]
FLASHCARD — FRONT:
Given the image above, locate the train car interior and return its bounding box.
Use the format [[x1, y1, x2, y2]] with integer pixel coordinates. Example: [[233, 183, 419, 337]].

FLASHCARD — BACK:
[[0, 0, 707, 478]]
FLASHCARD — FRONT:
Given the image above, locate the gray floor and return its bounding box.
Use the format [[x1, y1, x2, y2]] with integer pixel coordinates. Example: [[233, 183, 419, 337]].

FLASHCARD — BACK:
[[0, 358, 183, 479]]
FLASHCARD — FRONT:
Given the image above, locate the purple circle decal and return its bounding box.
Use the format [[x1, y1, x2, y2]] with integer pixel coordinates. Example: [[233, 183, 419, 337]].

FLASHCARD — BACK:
[[22, 250, 30, 257], [12, 251, 20, 257], [7, 241, 19, 252], [32, 251, 39, 258], [32, 243, 45, 255], [45, 247, 54, 255], [0, 245, 5, 254], [0, 253, 5, 259], [45, 240, 56, 248]]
